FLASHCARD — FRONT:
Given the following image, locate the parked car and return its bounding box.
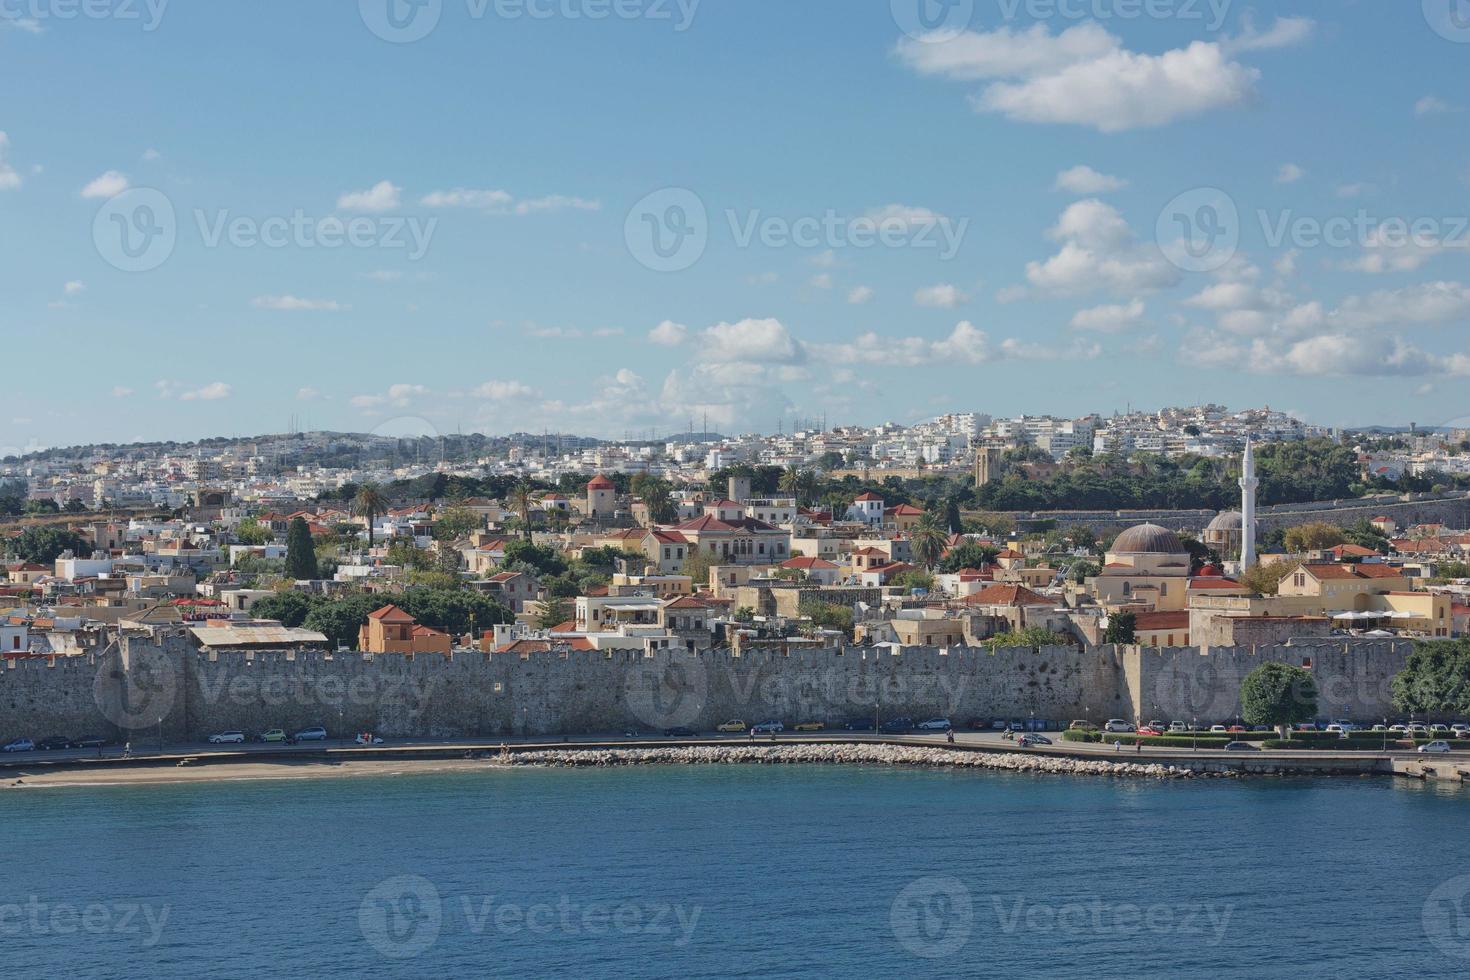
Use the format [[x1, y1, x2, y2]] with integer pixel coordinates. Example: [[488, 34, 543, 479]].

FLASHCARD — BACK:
[[1224, 741, 1260, 752], [1018, 733, 1052, 747], [293, 727, 328, 742], [1136, 726, 1164, 736], [716, 720, 746, 733], [916, 718, 952, 731], [751, 721, 784, 734], [1068, 720, 1098, 732], [793, 721, 825, 732], [1227, 725, 1248, 734], [1168, 722, 1188, 734], [1408, 724, 1430, 736], [2, 738, 35, 753], [1452, 724, 1470, 736], [844, 718, 875, 732], [355, 733, 385, 746], [1390, 725, 1408, 733], [74, 735, 107, 749], [1419, 741, 1453, 754], [1103, 719, 1133, 733], [965, 719, 991, 730], [1430, 724, 1451, 735], [36, 736, 73, 751], [991, 719, 1010, 731], [1210, 725, 1229, 734], [663, 726, 697, 737], [208, 731, 246, 744], [880, 717, 914, 733], [258, 729, 288, 743]]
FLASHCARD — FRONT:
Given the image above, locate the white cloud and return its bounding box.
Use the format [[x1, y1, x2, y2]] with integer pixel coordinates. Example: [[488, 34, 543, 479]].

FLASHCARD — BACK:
[[472, 380, 535, 400], [179, 382, 232, 402], [860, 204, 948, 231], [914, 283, 969, 308], [1340, 225, 1468, 274], [698, 318, 806, 365], [1054, 165, 1127, 194], [648, 320, 689, 346], [421, 188, 598, 214], [1026, 200, 1179, 296], [1070, 298, 1145, 332], [142, 148, 161, 161], [63, 280, 85, 295], [0, 132, 21, 190], [825, 321, 1098, 367], [847, 286, 874, 305], [1415, 95, 1454, 117], [1275, 163, 1305, 184], [897, 20, 1308, 132], [337, 180, 402, 212], [351, 383, 430, 411], [809, 249, 839, 269], [111, 386, 134, 398], [1336, 182, 1373, 199], [296, 387, 323, 401], [80, 170, 129, 199], [808, 273, 834, 290], [1, 16, 43, 32], [252, 295, 347, 312]]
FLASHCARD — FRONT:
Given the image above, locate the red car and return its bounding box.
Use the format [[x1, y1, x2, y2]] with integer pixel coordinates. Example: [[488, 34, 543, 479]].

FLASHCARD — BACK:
[[1227, 725, 1248, 733], [1136, 726, 1163, 736]]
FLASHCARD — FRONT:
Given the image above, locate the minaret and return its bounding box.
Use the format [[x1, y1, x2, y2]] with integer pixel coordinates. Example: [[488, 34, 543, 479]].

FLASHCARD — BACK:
[[1239, 438, 1259, 569]]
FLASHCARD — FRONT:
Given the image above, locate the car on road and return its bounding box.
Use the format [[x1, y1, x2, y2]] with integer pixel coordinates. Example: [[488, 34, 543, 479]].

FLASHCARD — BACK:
[[355, 734, 385, 745], [2, 738, 35, 753], [916, 718, 952, 731], [1103, 719, 1134, 733], [844, 718, 875, 731], [1418, 741, 1453, 754], [663, 726, 697, 737], [292, 727, 328, 742], [751, 721, 784, 734], [793, 721, 825, 732], [1018, 733, 1052, 747], [37, 736, 73, 751], [208, 731, 246, 744], [879, 718, 914, 733], [74, 735, 107, 749], [1168, 722, 1188, 734], [1224, 741, 1260, 752], [1068, 720, 1098, 732], [258, 729, 288, 743], [716, 720, 746, 733], [1135, 726, 1164, 736]]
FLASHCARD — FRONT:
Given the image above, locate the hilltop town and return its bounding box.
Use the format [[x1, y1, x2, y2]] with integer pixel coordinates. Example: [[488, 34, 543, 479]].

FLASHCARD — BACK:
[[2, 404, 1468, 665]]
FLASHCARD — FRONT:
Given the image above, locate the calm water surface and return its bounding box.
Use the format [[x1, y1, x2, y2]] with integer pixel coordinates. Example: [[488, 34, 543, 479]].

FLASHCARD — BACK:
[[4, 766, 1470, 978]]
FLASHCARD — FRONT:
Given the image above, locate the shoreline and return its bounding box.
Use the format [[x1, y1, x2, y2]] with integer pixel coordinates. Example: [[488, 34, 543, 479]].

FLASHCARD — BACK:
[[0, 743, 1216, 789]]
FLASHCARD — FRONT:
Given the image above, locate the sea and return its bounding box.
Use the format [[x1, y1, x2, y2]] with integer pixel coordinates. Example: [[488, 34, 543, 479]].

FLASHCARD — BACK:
[[4, 765, 1470, 978]]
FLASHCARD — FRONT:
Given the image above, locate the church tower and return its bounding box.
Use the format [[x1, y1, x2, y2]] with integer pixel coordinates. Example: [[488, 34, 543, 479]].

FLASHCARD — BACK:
[[1239, 439, 1259, 569]]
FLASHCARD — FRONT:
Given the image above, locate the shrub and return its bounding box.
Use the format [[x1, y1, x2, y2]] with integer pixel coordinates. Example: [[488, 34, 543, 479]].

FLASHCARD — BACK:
[[1061, 730, 1100, 743]]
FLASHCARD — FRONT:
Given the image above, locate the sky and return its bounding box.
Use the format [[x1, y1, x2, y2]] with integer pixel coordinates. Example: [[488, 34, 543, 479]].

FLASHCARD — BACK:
[[3, 0, 1470, 452]]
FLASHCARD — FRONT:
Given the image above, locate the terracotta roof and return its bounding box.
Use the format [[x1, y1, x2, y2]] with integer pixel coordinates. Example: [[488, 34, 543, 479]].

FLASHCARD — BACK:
[[1133, 611, 1190, 631], [1330, 544, 1378, 558], [853, 492, 883, 502], [961, 584, 1051, 606], [367, 604, 416, 623], [495, 638, 595, 654], [1189, 577, 1244, 590], [587, 474, 615, 489], [886, 504, 924, 516], [782, 557, 839, 570], [1302, 563, 1404, 581]]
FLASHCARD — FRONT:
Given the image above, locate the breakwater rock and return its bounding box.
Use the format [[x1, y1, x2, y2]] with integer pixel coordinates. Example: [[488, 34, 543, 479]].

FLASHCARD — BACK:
[[498, 743, 1213, 779]]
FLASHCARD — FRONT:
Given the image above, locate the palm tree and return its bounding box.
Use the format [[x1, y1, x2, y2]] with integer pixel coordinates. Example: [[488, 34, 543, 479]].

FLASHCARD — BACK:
[[909, 511, 947, 570], [509, 483, 536, 541], [779, 466, 817, 506], [354, 484, 387, 549]]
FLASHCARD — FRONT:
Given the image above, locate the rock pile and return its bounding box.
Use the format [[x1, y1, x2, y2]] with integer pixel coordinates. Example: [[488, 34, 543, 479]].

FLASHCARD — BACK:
[[497, 743, 1207, 779]]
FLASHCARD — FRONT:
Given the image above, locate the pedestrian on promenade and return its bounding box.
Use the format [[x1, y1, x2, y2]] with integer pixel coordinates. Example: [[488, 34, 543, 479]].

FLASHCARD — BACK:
[[748, 728, 755, 742], [946, 728, 955, 744]]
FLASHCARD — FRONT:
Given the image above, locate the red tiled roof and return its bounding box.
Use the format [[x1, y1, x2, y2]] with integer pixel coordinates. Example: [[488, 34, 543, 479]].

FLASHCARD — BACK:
[[367, 604, 415, 623], [782, 557, 839, 570], [587, 474, 615, 489], [853, 492, 883, 502], [961, 584, 1050, 606], [1133, 611, 1189, 631]]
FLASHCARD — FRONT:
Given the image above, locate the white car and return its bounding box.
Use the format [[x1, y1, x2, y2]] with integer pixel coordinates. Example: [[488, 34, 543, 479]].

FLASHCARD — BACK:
[[1168, 722, 1188, 734], [1429, 724, 1451, 735], [1209, 725, 1228, 734], [1418, 741, 1453, 754], [1408, 724, 1430, 736], [2, 738, 35, 753], [1103, 719, 1134, 733], [1452, 724, 1469, 736], [208, 731, 246, 744], [916, 718, 952, 731]]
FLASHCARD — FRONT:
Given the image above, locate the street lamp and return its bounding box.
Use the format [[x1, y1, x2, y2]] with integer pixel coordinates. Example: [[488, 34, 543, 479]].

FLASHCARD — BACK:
[[1192, 717, 1197, 753], [158, 716, 164, 755]]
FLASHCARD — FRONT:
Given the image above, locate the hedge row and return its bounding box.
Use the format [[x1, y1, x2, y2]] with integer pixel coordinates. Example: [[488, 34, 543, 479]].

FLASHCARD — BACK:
[[1101, 735, 1231, 748]]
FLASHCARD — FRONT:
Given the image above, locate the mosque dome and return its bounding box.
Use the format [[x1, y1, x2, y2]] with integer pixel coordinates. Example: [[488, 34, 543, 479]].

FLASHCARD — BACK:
[[1111, 523, 1188, 555]]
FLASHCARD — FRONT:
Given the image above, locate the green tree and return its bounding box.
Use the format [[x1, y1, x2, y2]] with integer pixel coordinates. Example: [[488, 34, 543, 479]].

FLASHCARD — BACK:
[[235, 518, 273, 546], [1102, 612, 1137, 645], [988, 626, 1074, 649], [909, 512, 947, 570], [938, 542, 1000, 573], [1240, 662, 1319, 737], [798, 600, 853, 637], [1284, 522, 1348, 553], [537, 596, 572, 629], [630, 474, 678, 524], [1067, 560, 1101, 584], [433, 505, 480, 542], [284, 517, 319, 580], [943, 497, 964, 535], [354, 484, 388, 548], [250, 590, 316, 628], [1239, 559, 1300, 596], [6, 526, 88, 565], [1392, 640, 1470, 719], [509, 483, 537, 540]]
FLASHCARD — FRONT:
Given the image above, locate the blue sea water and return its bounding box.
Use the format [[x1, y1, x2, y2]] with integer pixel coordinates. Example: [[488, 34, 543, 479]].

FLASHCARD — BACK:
[[4, 766, 1470, 978]]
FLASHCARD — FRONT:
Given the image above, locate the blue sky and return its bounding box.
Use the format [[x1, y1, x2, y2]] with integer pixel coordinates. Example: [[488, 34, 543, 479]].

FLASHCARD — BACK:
[[3, 0, 1470, 451]]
